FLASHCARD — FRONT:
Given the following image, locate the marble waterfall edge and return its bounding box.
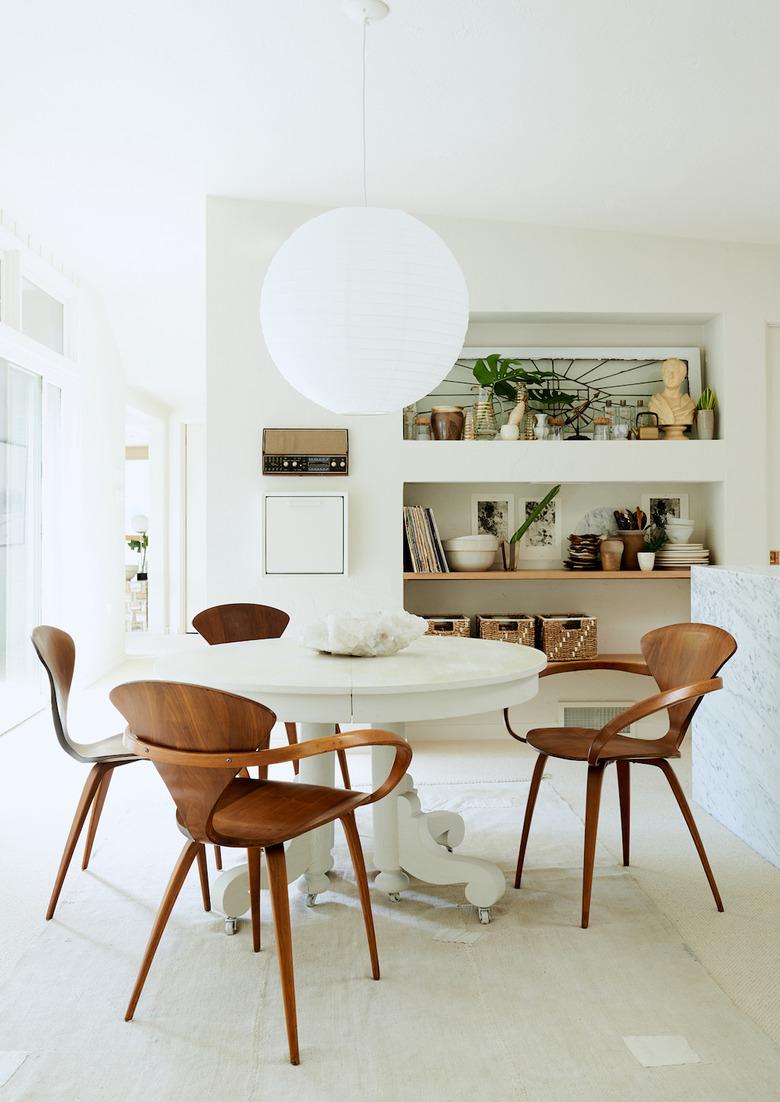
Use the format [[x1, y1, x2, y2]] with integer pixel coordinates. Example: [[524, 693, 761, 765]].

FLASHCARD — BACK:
[[301, 610, 427, 657], [691, 565, 780, 867]]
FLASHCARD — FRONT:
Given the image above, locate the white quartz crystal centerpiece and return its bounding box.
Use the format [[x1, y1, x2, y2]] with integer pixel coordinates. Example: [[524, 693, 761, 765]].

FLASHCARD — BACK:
[[301, 610, 427, 657]]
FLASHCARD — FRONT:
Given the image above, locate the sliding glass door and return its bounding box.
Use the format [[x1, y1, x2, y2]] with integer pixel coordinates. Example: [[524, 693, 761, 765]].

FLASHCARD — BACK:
[[0, 358, 61, 730]]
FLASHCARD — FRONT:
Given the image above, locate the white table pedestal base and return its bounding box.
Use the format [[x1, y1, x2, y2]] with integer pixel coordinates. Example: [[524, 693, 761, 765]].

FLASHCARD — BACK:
[[371, 723, 506, 914]]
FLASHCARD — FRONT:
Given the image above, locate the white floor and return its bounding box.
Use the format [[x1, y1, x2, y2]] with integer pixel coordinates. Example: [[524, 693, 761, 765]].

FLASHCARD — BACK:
[[1, 657, 779, 1100]]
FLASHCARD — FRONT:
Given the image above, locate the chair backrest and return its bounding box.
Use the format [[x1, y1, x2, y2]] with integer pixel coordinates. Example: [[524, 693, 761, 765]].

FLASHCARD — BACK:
[[641, 622, 737, 750], [110, 680, 276, 842], [192, 603, 290, 645], [31, 625, 78, 759]]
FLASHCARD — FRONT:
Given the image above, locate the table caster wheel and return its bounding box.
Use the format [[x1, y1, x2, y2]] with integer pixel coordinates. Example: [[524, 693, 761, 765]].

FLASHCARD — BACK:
[[478, 907, 491, 925], [306, 893, 318, 907], [388, 892, 401, 903], [224, 917, 239, 935]]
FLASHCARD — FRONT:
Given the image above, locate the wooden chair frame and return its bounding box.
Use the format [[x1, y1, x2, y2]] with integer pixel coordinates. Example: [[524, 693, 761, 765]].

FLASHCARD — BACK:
[[504, 623, 736, 928], [112, 679, 410, 1066]]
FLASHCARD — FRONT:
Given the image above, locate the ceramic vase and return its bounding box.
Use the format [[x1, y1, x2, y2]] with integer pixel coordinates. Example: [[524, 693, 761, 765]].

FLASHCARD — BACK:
[[431, 406, 465, 440], [696, 409, 715, 440], [637, 551, 656, 572], [533, 412, 548, 440], [617, 531, 647, 570], [599, 538, 624, 572]]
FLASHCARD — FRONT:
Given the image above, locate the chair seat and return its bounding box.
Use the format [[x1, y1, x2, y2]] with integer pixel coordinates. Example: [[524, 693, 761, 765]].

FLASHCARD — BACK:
[[527, 726, 678, 762], [210, 778, 366, 848]]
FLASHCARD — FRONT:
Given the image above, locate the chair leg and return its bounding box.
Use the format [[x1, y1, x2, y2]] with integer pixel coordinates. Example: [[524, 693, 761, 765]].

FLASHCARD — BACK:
[[654, 759, 724, 912], [247, 847, 262, 953], [333, 723, 351, 788], [46, 762, 108, 920], [515, 753, 547, 888], [284, 723, 299, 776], [81, 766, 114, 870], [125, 840, 200, 1021], [196, 845, 211, 911], [616, 761, 630, 867], [582, 764, 605, 929], [265, 843, 299, 1066], [340, 811, 380, 980], [337, 750, 351, 789], [213, 846, 223, 871]]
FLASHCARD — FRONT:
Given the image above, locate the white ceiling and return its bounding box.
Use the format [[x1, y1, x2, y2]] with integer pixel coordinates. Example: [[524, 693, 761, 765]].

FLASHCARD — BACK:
[[2, 0, 780, 407]]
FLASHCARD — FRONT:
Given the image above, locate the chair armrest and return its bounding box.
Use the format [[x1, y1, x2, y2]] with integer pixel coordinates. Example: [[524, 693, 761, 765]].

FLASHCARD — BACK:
[[505, 655, 652, 741], [123, 727, 412, 804], [586, 677, 722, 764], [540, 655, 651, 678]]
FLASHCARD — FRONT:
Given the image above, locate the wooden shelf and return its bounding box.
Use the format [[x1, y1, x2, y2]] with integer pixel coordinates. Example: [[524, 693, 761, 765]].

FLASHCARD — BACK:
[[542, 653, 649, 677], [403, 569, 692, 580]]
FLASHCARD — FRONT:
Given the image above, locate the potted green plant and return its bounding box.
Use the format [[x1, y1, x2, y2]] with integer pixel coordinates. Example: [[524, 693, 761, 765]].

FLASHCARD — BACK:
[[128, 532, 149, 581], [696, 387, 717, 440], [638, 526, 666, 572], [468, 354, 575, 439]]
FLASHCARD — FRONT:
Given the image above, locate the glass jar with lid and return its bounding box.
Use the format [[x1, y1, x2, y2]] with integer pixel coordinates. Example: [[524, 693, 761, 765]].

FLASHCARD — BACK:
[[414, 415, 432, 441], [547, 416, 564, 441], [592, 417, 611, 442]]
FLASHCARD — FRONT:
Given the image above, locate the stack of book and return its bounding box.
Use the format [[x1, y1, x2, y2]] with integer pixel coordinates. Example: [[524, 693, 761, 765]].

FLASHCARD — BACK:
[[403, 506, 449, 573]]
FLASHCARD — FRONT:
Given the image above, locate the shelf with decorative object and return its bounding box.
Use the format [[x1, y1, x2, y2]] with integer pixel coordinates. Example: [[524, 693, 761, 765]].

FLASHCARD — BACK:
[[399, 440, 726, 485], [403, 569, 692, 580]]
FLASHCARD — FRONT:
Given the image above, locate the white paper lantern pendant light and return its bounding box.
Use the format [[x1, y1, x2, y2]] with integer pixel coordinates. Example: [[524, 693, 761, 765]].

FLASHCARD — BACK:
[[260, 2, 469, 416]]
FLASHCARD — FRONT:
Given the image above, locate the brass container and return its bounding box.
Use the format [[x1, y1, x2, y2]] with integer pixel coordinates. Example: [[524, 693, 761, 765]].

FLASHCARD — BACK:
[[431, 406, 465, 441]]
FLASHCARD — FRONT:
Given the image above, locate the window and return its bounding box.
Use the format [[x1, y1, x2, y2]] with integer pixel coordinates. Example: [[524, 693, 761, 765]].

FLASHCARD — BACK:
[[21, 277, 65, 355]]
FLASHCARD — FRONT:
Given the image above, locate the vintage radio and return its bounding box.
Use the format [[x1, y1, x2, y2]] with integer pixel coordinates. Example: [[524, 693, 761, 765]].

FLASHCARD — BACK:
[[262, 428, 349, 475]]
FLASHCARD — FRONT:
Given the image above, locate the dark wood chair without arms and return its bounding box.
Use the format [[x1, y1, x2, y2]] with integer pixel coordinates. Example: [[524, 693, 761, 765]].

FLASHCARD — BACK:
[[504, 623, 737, 928], [110, 679, 411, 1066], [31, 626, 212, 920]]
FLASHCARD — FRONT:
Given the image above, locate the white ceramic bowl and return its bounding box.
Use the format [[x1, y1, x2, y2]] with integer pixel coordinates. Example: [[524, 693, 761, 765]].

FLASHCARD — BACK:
[[445, 548, 497, 572], [665, 518, 695, 544], [443, 534, 499, 551]]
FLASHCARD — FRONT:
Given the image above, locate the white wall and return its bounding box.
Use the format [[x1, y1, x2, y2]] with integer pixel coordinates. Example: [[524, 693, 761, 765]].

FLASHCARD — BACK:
[[64, 287, 127, 682], [206, 198, 780, 733]]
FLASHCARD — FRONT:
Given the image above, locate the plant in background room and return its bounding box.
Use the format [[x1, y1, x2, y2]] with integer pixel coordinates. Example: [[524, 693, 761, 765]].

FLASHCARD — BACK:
[[696, 387, 717, 440], [128, 514, 149, 580]]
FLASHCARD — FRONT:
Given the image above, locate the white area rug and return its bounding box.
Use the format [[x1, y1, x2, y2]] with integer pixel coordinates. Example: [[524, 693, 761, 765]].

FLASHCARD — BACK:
[[2, 676, 780, 1100]]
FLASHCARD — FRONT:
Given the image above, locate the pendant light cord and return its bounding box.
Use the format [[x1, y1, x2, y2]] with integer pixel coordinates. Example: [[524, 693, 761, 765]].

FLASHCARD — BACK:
[[362, 17, 368, 206]]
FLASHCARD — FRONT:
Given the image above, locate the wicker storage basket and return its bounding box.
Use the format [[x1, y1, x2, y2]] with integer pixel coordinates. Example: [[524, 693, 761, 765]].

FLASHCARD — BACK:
[[477, 614, 535, 647], [424, 614, 471, 638], [535, 613, 598, 661]]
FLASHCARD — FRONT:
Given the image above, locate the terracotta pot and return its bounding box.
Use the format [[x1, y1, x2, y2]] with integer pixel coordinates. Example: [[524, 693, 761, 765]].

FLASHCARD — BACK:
[[431, 406, 465, 440], [617, 531, 647, 570], [599, 538, 624, 572]]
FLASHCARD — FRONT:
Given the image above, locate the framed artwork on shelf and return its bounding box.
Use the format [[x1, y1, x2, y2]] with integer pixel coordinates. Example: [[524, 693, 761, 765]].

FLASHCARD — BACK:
[[641, 493, 690, 528], [515, 494, 563, 561], [471, 494, 514, 563]]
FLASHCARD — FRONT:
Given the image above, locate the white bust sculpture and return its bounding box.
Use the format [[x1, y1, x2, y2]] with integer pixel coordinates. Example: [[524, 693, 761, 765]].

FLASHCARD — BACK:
[[649, 358, 696, 426]]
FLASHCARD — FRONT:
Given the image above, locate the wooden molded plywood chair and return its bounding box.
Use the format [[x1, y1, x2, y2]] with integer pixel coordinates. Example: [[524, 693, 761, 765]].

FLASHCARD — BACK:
[[505, 623, 737, 928], [192, 601, 352, 789], [110, 680, 411, 1066], [31, 626, 211, 920]]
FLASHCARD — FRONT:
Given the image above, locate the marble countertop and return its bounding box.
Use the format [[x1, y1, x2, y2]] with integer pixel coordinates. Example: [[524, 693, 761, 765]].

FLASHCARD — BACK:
[[692, 565, 780, 580]]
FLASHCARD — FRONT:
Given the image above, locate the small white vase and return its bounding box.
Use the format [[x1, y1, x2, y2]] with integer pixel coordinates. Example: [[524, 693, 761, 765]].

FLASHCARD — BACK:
[[499, 423, 520, 441], [637, 551, 655, 572], [533, 413, 548, 440]]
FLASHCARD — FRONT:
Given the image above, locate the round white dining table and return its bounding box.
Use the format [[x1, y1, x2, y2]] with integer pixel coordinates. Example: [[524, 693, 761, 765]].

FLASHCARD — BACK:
[[154, 635, 546, 925]]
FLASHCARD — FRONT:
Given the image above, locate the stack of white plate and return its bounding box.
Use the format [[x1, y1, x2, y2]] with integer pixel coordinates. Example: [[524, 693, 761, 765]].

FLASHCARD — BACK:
[[655, 543, 710, 568]]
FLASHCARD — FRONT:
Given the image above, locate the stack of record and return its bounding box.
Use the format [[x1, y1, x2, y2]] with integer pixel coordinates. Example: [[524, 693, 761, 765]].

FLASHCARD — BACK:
[[565, 533, 602, 570], [654, 543, 710, 569]]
